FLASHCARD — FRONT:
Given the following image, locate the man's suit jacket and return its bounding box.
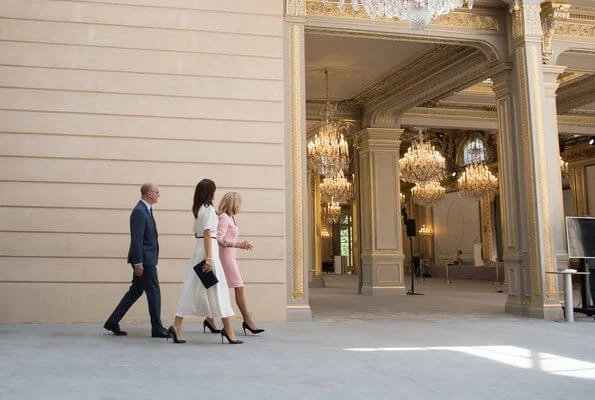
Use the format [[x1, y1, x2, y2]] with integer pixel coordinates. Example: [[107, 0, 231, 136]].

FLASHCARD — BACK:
[[127, 201, 159, 267]]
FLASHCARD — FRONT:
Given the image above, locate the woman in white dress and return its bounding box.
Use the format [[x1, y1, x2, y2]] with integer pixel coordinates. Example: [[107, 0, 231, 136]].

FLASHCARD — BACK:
[[168, 179, 242, 344]]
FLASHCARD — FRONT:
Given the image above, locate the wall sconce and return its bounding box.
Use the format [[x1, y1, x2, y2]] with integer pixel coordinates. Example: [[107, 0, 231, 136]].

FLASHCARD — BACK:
[[418, 225, 433, 236], [321, 228, 330, 238], [400, 192, 406, 204], [559, 156, 568, 175]]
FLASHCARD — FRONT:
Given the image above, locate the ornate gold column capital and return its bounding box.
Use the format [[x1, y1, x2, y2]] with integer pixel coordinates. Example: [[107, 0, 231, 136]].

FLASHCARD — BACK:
[[491, 67, 513, 100], [540, 2, 571, 64], [286, 0, 306, 17], [511, 1, 543, 42]]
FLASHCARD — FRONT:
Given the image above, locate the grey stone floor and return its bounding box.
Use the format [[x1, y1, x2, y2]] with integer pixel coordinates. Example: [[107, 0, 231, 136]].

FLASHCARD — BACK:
[[1, 275, 594, 400]]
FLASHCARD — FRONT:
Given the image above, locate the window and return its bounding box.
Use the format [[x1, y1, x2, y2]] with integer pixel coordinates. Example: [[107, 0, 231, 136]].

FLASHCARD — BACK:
[[463, 137, 486, 165], [339, 213, 352, 266]]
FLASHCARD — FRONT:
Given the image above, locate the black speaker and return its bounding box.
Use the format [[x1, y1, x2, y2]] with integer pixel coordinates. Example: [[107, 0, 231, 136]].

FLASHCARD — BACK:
[[406, 219, 416, 237]]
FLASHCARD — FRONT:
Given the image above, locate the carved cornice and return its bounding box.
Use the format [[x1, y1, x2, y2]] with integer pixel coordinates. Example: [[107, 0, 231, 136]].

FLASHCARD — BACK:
[[404, 106, 497, 121], [541, 2, 571, 64], [355, 45, 456, 106], [437, 102, 498, 112], [557, 74, 595, 114], [306, 99, 362, 121], [554, 6, 595, 39], [305, 0, 500, 30], [558, 113, 595, 131], [361, 47, 492, 126], [563, 145, 595, 162]]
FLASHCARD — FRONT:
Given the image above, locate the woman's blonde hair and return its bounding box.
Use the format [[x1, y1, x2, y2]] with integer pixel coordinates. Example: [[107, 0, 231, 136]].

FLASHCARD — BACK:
[[218, 192, 242, 216]]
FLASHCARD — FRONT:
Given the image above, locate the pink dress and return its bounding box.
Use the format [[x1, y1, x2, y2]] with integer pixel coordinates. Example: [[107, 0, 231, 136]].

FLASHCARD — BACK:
[[217, 213, 244, 288]]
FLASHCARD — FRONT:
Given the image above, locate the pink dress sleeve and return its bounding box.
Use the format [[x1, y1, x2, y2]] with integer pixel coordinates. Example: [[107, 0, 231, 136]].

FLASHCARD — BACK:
[[217, 213, 230, 247]]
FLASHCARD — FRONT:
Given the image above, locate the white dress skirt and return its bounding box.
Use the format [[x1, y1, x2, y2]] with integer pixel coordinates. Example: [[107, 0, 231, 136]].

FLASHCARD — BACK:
[[175, 204, 234, 318]]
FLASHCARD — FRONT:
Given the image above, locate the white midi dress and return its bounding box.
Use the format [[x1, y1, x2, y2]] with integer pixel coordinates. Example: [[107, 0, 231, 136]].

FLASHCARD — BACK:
[[175, 204, 234, 318]]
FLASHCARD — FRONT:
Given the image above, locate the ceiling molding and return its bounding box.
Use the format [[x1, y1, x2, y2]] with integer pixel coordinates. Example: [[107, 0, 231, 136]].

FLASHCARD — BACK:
[[362, 48, 494, 127], [557, 74, 595, 114], [306, 100, 361, 122]]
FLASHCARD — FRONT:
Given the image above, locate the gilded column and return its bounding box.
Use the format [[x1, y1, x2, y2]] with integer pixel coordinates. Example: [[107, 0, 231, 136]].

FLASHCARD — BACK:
[[543, 64, 568, 274], [358, 128, 406, 295], [311, 172, 325, 287], [507, 0, 562, 319], [479, 197, 494, 261], [568, 166, 588, 216], [285, 1, 311, 320]]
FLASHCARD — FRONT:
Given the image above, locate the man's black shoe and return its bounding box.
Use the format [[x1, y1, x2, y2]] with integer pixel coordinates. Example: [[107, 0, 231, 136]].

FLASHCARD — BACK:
[[103, 322, 127, 336], [151, 327, 171, 338]]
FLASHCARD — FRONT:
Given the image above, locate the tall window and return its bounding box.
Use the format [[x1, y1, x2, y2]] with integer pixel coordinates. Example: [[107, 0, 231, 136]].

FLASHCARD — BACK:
[[463, 137, 486, 165], [339, 213, 352, 266]]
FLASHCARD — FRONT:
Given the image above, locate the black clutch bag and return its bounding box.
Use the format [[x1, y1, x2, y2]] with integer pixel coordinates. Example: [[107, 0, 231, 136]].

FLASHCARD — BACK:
[[193, 260, 219, 289]]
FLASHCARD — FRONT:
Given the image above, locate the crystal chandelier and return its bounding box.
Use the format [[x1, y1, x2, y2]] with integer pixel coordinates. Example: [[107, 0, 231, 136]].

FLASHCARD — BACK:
[[322, 0, 473, 29], [323, 199, 342, 224], [399, 131, 446, 184], [320, 170, 352, 204], [307, 69, 349, 177], [411, 180, 446, 207], [418, 224, 433, 236], [457, 162, 498, 200]]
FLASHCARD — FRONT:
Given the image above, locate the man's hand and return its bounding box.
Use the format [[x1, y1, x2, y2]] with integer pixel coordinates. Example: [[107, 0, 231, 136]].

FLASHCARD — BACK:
[[134, 264, 144, 277]]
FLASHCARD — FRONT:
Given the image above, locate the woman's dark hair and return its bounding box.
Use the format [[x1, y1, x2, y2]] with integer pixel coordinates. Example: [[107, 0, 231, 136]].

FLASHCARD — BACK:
[[192, 179, 216, 218]]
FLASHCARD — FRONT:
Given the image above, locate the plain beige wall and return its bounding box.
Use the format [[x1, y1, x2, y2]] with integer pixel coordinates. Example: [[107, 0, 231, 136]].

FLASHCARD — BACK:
[[432, 191, 481, 263], [0, 0, 287, 322]]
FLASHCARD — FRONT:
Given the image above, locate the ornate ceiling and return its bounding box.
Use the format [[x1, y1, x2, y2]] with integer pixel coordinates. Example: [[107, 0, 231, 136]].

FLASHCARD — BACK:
[[305, 30, 595, 135]]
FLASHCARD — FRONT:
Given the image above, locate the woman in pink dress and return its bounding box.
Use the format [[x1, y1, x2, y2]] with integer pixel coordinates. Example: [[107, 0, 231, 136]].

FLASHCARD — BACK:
[[213, 192, 265, 335]]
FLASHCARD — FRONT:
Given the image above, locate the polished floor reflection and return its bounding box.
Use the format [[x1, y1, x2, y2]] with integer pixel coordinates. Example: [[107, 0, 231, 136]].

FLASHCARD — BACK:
[[309, 274, 510, 321]]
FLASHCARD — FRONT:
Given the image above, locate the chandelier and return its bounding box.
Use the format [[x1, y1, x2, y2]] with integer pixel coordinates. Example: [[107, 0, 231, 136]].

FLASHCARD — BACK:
[[322, 0, 474, 29], [457, 162, 498, 200], [399, 131, 446, 184], [320, 170, 352, 204], [418, 224, 433, 236], [307, 69, 349, 177], [411, 180, 446, 207], [323, 199, 342, 224]]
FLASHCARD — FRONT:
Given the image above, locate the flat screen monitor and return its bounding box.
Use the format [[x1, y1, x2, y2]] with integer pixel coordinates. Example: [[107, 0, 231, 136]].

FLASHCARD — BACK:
[[566, 216, 595, 258]]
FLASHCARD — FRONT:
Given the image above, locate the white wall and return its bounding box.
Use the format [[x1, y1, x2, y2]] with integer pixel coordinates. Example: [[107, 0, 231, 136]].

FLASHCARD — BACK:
[[0, 0, 286, 322], [432, 192, 481, 263]]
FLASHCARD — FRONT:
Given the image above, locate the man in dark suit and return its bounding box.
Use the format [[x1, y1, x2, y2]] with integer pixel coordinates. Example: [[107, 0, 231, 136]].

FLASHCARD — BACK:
[[104, 183, 170, 338]]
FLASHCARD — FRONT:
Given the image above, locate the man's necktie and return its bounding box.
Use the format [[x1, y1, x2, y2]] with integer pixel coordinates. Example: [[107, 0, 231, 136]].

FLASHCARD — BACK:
[[150, 208, 158, 239]]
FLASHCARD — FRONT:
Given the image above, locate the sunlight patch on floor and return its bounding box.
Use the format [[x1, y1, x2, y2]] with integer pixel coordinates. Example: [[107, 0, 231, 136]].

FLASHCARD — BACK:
[[345, 345, 595, 379]]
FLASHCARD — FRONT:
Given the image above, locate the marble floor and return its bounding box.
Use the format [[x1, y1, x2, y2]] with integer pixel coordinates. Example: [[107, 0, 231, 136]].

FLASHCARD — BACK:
[[1, 275, 594, 400]]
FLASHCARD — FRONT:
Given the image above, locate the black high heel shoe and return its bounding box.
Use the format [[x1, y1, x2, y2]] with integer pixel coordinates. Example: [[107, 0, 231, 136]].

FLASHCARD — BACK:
[[242, 321, 265, 335], [203, 319, 221, 334], [221, 328, 243, 344], [167, 326, 186, 344]]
